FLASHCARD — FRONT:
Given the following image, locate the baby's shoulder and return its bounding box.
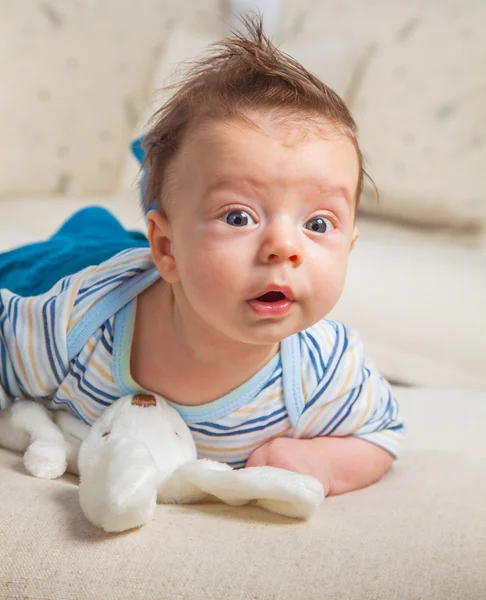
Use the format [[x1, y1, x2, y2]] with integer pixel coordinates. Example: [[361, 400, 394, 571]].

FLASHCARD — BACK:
[[76, 247, 154, 291], [298, 317, 348, 355], [68, 247, 154, 321], [296, 318, 363, 374]]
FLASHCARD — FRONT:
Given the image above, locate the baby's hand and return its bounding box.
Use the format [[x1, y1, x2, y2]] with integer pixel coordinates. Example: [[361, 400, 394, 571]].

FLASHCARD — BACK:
[[247, 436, 394, 496], [246, 437, 332, 495]]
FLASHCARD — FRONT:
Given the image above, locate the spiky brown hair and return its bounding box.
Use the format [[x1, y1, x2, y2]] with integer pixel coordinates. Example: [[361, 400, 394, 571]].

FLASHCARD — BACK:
[[142, 15, 364, 213]]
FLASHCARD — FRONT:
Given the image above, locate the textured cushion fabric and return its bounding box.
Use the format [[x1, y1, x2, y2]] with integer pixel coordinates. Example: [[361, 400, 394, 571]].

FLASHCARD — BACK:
[[1, 387, 485, 600], [0, 2, 222, 197], [353, 2, 486, 232], [330, 218, 486, 389]]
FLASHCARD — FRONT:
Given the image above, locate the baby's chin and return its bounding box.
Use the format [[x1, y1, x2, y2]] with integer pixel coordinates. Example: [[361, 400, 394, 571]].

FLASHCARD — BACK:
[[233, 315, 323, 346]]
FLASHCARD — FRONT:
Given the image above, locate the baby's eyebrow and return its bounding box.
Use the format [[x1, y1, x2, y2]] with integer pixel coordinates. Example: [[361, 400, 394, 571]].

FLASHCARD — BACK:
[[300, 181, 353, 208], [204, 177, 354, 207], [317, 184, 352, 205], [204, 176, 267, 197]]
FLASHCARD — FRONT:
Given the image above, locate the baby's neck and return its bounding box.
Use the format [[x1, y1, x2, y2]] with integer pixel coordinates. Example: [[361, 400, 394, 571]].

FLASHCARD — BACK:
[[130, 280, 279, 406]]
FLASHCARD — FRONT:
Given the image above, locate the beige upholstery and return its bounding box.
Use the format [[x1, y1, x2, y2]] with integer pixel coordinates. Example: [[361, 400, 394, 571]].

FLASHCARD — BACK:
[[1, 387, 485, 600], [0, 1, 222, 197], [330, 218, 486, 389], [355, 0, 486, 231]]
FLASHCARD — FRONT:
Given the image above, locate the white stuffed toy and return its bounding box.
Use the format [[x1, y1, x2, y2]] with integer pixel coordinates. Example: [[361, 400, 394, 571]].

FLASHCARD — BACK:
[[0, 394, 324, 532]]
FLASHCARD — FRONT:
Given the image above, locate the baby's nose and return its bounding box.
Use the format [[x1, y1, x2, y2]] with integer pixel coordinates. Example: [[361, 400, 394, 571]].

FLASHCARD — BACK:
[[259, 221, 303, 266], [266, 243, 302, 266]]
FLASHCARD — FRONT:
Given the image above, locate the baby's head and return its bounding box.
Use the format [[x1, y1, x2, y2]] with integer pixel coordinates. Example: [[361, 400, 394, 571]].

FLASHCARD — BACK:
[[142, 18, 363, 346]]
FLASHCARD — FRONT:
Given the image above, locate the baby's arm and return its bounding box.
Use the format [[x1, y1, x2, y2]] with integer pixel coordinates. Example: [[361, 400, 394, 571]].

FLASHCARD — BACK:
[[246, 436, 393, 496], [247, 321, 403, 495], [0, 280, 74, 410]]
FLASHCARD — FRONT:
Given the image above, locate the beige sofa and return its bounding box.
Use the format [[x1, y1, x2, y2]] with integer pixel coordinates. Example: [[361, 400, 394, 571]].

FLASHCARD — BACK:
[[1, 387, 485, 600], [1, 3, 485, 598]]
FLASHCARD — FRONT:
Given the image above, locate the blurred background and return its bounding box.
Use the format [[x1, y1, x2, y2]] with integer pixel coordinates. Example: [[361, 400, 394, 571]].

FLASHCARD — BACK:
[[0, 0, 485, 389]]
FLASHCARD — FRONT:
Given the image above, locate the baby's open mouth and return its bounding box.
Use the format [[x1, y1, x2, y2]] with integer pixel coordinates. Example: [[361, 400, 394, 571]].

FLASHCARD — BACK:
[[255, 291, 286, 303], [248, 288, 294, 317]]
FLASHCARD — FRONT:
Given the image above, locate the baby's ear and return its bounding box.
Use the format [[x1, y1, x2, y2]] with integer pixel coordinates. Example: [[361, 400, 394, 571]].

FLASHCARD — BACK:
[[147, 211, 180, 284], [350, 225, 360, 250]]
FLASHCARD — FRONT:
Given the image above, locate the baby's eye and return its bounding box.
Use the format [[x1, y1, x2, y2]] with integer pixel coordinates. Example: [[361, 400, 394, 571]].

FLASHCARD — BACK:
[[304, 216, 334, 234], [221, 210, 256, 227]]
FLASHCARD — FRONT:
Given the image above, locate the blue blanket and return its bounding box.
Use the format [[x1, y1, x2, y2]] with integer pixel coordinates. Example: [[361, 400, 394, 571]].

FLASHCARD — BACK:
[[0, 206, 149, 296]]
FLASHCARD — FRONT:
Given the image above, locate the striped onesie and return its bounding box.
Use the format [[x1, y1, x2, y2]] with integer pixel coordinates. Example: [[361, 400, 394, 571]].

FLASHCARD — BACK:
[[0, 247, 403, 468]]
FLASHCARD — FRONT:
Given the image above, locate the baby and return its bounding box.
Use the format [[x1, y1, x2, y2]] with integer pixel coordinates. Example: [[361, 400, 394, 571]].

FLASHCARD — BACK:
[[0, 19, 403, 496]]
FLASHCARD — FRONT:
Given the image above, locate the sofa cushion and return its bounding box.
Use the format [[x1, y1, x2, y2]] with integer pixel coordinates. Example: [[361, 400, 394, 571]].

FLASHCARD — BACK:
[[0, 387, 485, 600], [330, 218, 486, 389], [354, 3, 486, 232], [0, 3, 222, 197]]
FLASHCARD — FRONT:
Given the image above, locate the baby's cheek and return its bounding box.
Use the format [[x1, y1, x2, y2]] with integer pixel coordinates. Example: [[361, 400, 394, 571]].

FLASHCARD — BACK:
[[310, 258, 348, 312], [182, 252, 236, 300]]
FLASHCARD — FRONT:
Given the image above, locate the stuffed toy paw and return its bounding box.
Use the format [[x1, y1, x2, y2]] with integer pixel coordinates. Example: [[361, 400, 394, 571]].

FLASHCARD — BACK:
[[0, 400, 69, 480], [165, 459, 325, 520]]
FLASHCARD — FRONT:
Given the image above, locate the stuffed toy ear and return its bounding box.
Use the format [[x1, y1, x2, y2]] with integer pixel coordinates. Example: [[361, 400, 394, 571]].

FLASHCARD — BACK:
[[173, 459, 325, 520]]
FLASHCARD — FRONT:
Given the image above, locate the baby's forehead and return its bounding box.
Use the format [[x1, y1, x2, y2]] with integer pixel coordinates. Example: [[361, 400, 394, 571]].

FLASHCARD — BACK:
[[172, 112, 360, 205], [178, 114, 359, 190], [189, 110, 348, 149], [185, 112, 358, 174]]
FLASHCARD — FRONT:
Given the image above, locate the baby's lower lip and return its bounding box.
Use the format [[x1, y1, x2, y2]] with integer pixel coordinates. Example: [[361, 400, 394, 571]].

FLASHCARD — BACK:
[[247, 298, 294, 317]]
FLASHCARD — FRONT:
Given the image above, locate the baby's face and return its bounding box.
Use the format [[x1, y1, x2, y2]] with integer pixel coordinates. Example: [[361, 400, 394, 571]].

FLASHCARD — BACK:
[[151, 111, 360, 346]]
